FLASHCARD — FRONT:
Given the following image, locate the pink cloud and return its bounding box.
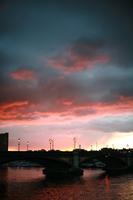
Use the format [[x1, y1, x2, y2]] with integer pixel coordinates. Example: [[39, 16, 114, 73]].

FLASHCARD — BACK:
[[10, 69, 36, 80], [0, 101, 36, 121], [0, 96, 133, 122]]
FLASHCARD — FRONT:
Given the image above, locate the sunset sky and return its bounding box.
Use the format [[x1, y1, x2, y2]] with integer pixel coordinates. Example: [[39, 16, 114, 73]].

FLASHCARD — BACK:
[[0, 0, 133, 151]]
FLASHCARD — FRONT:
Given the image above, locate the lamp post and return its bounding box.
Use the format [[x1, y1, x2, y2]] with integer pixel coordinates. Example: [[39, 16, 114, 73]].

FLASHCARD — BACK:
[[49, 139, 52, 150], [49, 139, 54, 150], [27, 141, 29, 151], [18, 138, 21, 151], [73, 137, 77, 150], [52, 139, 54, 150]]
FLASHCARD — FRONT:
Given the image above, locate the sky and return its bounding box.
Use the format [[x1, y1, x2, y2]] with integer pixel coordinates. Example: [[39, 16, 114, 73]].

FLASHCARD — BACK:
[[0, 0, 133, 151]]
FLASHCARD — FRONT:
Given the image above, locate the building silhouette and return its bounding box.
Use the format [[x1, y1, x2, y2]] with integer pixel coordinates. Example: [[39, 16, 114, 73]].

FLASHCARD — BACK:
[[0, 132, 8, 151]]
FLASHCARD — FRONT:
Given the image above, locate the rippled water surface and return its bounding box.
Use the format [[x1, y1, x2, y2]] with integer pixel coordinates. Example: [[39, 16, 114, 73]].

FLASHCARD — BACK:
[[0, 168, 133, 200]]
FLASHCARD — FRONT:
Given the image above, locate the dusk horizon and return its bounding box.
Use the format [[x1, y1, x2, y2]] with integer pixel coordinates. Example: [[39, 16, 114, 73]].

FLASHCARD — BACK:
[[1, 0, 133, 151]]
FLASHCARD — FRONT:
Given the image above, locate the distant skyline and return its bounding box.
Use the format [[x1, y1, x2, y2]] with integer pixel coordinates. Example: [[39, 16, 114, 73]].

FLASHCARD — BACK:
[[0, 0, 133, 151]]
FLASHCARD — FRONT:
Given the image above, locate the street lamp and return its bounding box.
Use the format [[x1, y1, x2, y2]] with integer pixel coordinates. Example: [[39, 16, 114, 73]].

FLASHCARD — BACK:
[[49, 139, 52, 150], [27, 141, 29, 151], [73, 137, 77, 150], [52, 139, 54, 150], [18, 138, 21, 151], [49, 139, 54, 150]]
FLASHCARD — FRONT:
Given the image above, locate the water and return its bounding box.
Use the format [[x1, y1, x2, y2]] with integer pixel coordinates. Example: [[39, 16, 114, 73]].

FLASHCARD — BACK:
[[0, 167, 133, 200]]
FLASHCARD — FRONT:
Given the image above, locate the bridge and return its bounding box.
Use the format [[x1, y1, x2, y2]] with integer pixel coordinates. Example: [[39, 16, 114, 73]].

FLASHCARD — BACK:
[[0, 149, 133, 177]]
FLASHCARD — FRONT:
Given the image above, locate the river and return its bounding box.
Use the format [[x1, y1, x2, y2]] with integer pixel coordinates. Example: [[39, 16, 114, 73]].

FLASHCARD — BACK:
[[0, 167, 133, 200]]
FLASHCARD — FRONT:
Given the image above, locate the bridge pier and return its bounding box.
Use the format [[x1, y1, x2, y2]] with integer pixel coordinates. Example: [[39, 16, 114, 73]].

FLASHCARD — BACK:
[[72, 149, 80, 168], [43, 150, 83, 179], [127, 152, 133, 168]]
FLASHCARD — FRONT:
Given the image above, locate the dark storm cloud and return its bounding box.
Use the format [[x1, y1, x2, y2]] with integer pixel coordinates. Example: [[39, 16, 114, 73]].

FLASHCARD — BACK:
[[0, 50, 18, 89], [96, 67, 133, 100], [49, 38, 109, 72], [70, 38, 105, 58], [1, 0, 133, 68], [0, 51, 15, 68], [0, 0, 133, 121], [0, 0, 22, 36], [103, 2, 133, 68]]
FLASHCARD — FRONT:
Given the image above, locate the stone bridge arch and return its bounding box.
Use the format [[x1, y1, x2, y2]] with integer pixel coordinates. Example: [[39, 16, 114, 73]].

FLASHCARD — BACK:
[[0, 152, 72, 170]]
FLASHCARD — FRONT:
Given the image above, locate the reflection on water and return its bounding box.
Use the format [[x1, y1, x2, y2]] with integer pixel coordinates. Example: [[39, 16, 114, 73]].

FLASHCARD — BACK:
[[0, 167, 133, 200], [105, 175, 110, 193]]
